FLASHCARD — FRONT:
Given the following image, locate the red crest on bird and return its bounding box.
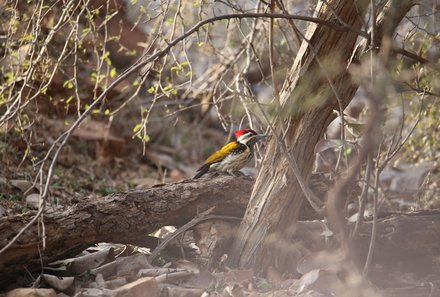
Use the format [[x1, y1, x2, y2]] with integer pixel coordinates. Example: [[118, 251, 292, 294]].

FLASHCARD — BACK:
[[235, 128, 257, 139]]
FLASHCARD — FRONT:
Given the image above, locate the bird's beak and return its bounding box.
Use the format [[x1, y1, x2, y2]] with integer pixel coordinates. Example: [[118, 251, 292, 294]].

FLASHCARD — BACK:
[[257, 134, 267, 140]]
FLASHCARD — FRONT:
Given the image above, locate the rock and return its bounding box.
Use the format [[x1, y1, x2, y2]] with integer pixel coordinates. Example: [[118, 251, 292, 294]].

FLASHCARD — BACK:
[[74, 288, 112, 297], [164, 287, 205, 297], [90, 261, 117, 278], [89, 273, 106, 289], [104, 277, 127, 289], [111, 277, 160, 297], [41, 274, 74, 291], [26, 194, 41, 209], [6, 288, 57, 297]]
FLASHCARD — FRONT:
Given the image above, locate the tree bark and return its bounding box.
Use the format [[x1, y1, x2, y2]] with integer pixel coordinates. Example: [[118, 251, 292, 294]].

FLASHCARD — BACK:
[[230, 0, 415, 273], [0, 175, 252, 284]]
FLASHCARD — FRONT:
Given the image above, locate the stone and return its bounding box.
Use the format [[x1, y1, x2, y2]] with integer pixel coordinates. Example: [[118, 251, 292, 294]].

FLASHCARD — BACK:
[[6, 289, 57, 297]]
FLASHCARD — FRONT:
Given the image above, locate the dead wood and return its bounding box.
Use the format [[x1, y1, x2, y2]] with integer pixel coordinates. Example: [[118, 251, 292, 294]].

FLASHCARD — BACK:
[[293, 211, 440, 280], [0, 175, 253, 287], [352, 211, 440, 278]]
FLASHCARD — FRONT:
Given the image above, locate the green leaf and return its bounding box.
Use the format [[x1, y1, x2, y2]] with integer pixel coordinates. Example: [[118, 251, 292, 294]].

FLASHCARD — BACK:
[[19, 33, 33, 42], [62, 80, 74, 89], [110, 68, 117, 78], [163, 84, 173, 92], [147, 85, 156, 93], [66, 95, 75, 104], [170, 66, 181, 73], [81, 27, 91, 38], [343, 146, 353, 157], [133, 123, 142, 133]]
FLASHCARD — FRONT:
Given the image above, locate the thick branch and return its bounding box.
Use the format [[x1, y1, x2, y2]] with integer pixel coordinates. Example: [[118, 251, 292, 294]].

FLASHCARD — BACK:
[[0, 176, 252, 285]]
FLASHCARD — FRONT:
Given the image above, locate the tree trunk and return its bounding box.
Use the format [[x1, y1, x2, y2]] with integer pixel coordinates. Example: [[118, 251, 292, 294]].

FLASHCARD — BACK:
[[230, 0, 415, 273]]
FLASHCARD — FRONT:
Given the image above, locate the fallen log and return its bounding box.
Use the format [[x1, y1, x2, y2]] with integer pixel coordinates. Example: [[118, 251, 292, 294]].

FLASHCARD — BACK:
[[353, 211, 440, 279], [291, 211, 440, 286], [0, 175, 253, 288]]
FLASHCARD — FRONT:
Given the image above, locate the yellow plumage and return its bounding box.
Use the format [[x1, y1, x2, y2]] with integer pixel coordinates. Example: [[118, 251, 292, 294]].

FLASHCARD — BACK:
[[204, 141, 241, 164]]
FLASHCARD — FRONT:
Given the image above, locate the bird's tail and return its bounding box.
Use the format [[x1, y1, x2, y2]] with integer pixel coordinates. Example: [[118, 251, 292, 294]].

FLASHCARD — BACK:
[[193, 164, 210, 179]]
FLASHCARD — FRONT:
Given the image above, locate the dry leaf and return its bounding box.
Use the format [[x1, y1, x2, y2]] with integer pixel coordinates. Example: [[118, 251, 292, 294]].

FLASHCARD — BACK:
[[41, 274, 74, 291], [48, 247, 115, 275], [10, 179, 34, 193], [297, 269, 320, 293], [116, 254, 152, 277]]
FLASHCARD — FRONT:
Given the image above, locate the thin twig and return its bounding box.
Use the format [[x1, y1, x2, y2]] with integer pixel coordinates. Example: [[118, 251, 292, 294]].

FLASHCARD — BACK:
[[363, 144, 381, 276], [352, 152, 372, 237]]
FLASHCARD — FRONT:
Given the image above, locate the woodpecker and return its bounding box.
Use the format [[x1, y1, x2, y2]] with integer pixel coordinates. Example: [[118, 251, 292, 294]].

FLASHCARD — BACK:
[[193, 128, 266, 179]]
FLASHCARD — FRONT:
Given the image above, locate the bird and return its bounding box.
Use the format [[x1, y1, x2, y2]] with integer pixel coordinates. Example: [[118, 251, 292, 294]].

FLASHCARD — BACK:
[[193, 128, 266, 179]]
